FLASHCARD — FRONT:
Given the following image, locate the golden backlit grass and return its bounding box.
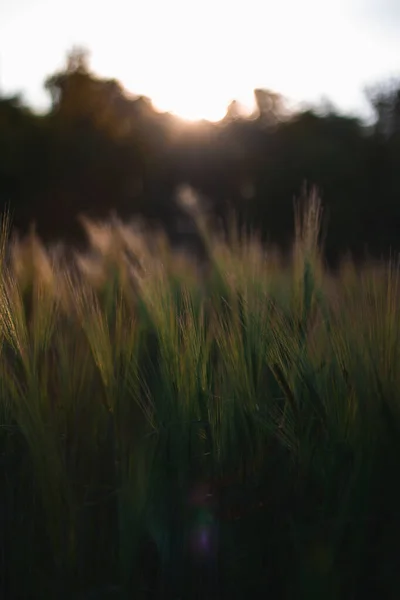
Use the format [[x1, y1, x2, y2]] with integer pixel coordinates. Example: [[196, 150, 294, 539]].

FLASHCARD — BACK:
[[1, 192, 400, 599]]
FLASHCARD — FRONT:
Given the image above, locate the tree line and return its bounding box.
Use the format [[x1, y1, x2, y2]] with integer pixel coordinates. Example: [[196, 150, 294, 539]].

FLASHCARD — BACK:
[[1, 47, 400, 267]]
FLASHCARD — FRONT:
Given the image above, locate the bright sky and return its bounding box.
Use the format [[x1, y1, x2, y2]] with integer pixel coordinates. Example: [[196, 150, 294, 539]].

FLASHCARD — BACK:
[[1, 0, 400, 121]]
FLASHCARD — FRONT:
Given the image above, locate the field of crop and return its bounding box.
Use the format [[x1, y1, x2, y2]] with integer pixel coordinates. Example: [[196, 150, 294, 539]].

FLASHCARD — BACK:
[[2, 191, 400, 599]]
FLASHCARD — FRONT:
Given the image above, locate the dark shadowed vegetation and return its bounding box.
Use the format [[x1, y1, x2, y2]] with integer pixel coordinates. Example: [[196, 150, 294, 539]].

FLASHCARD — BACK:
[[2, 194, 400, 599], [1, 47, 400, 268]]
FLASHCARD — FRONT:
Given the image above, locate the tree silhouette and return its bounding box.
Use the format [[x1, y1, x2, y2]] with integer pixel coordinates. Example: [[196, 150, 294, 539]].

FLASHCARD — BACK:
[[253, 88, 287, 127], [0, 47, 400, 266], [366, 78, 400, 138]]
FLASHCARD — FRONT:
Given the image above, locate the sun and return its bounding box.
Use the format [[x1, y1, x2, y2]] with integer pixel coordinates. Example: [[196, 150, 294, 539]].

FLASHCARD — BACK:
[[115, 46, 258, 122], [92, 0, 272, 122], [123, 70, 258, 123], [148, 85, 256, 122], [89, 0, 260, 123], [152, 94, 228, 123]]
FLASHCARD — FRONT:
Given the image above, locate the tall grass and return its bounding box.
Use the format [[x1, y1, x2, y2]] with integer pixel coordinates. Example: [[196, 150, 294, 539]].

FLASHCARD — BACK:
[[2, 190, 400, 599]]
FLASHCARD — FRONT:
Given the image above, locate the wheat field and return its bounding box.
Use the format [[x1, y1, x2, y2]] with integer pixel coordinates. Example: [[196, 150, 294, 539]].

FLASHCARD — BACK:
[[1, 191, 400, 599]]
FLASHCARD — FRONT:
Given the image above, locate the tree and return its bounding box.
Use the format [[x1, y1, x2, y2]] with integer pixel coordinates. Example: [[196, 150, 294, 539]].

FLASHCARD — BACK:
[[44, 47, 131, 139], [45, 46, 91, 110], [253, 88, 287, 127], [365, 79, 400, 138]]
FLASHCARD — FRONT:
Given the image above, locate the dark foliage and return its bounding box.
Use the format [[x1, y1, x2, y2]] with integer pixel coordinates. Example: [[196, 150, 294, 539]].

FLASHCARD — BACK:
[[1, 49, 400, 267]]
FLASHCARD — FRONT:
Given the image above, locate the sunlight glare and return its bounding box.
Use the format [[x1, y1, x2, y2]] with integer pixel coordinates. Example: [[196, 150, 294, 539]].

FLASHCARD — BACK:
[[93, 0, 261, 123], [132, 73, 258, 123], [151, 92, 228, 122]]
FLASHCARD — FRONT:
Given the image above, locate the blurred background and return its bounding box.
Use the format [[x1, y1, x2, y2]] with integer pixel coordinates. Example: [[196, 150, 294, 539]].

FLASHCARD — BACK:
[[1, 0, 400, 266]]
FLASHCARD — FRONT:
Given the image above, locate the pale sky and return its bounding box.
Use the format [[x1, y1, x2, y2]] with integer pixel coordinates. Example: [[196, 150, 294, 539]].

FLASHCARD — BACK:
[[1, 0, 400, 121]]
